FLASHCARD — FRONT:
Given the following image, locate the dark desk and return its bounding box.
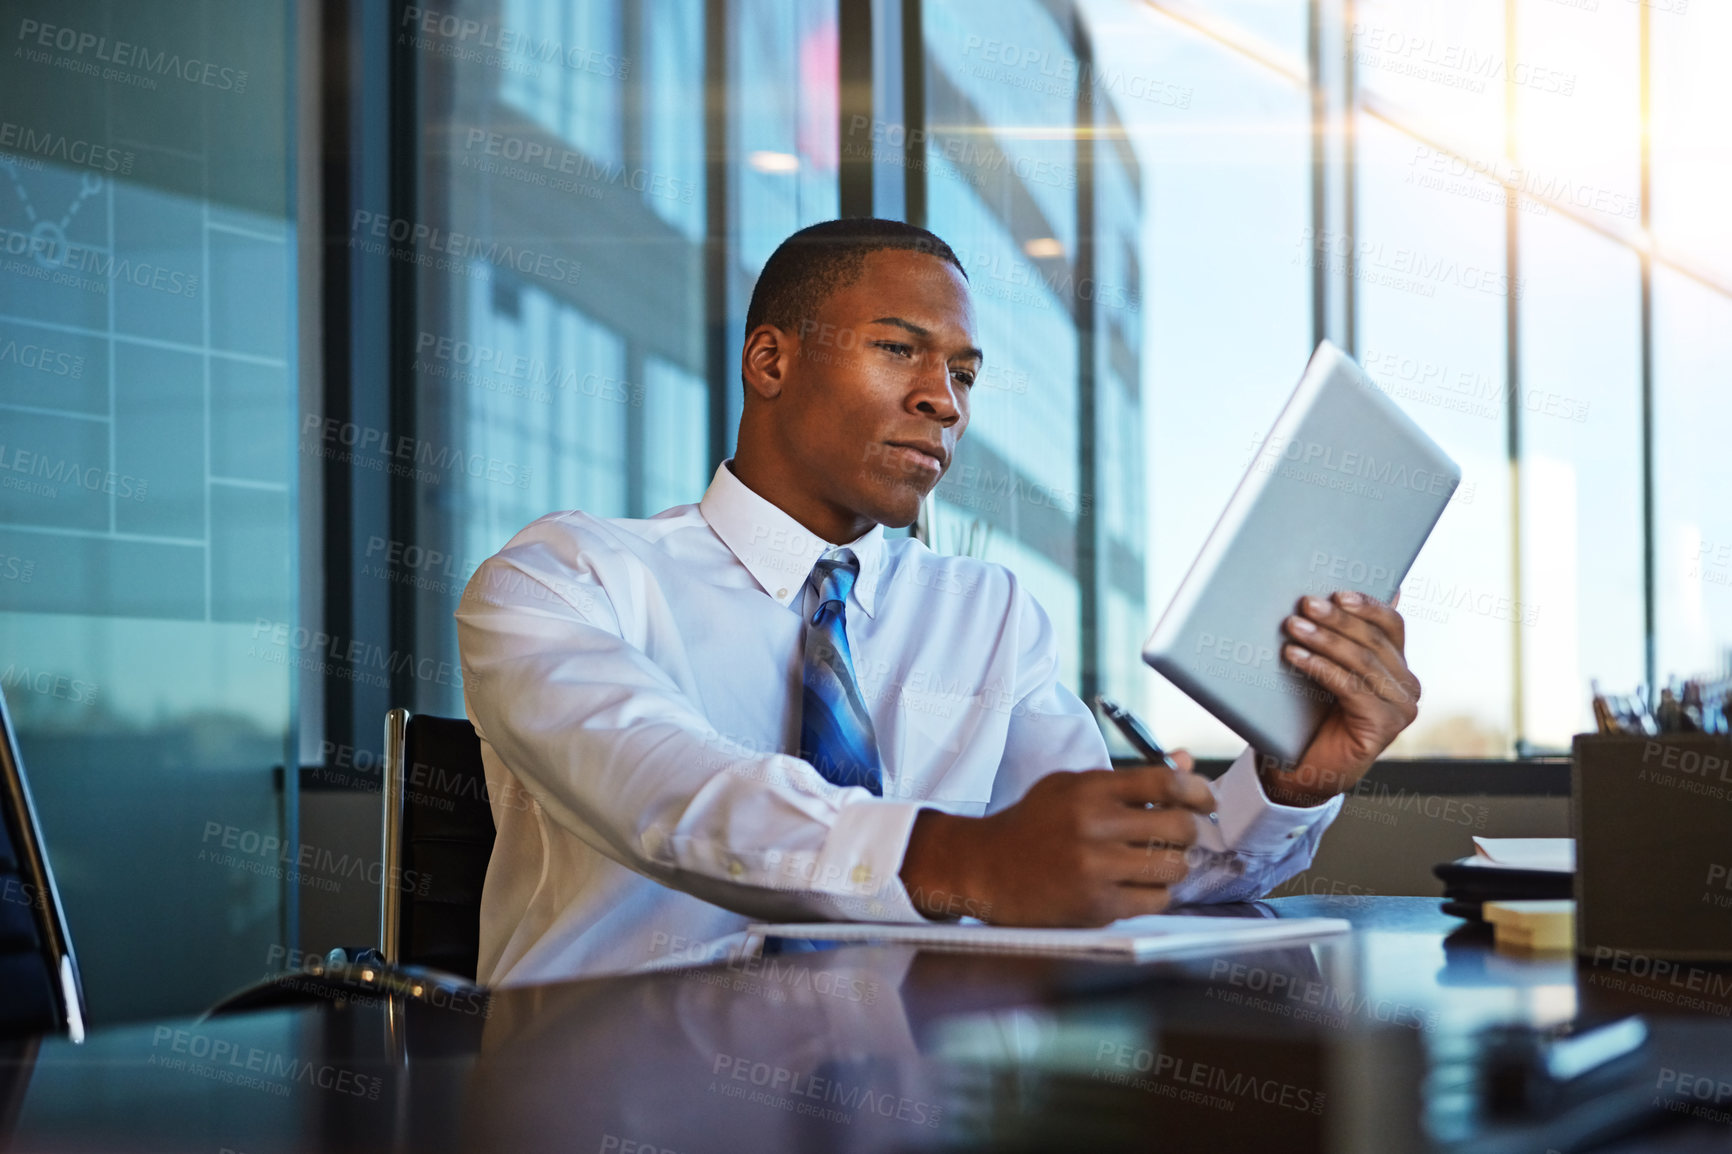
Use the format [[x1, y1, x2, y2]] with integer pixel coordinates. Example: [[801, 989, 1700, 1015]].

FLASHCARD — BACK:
[[5, 898, 1731, 1153]]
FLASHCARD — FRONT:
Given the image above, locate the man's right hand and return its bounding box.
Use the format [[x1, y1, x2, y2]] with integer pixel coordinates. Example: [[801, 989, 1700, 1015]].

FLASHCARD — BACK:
[[896, 759, 1215, 926]]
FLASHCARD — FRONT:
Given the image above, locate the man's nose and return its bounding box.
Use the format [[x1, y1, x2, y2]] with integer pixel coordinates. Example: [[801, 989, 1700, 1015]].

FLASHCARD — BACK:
[[909, 355, 961, 425]]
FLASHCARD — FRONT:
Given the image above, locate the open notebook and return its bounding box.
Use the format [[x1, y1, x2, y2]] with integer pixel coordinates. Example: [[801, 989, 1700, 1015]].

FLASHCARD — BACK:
[[746, 914, 1352, 961]]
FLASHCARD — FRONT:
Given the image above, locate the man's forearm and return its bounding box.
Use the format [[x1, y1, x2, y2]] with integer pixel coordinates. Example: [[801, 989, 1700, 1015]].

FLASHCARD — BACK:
[[898, 809, 989, 920]]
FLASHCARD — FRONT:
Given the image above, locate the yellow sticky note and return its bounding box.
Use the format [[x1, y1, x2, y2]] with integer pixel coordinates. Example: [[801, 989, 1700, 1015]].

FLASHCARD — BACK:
[[1484, 899, 1575, 954]]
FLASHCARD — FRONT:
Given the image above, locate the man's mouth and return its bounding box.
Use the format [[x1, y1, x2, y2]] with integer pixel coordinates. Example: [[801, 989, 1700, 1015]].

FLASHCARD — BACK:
[[882, 441, 947, 476]]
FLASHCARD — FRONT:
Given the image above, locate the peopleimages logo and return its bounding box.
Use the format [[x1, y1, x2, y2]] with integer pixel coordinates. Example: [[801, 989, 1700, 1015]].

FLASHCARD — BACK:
[[1246, 431, 1460, 499], [1346, 24, 1575, 96], [710, 1053, 943, 1128], [1093, 1041, 1329, 1113], [0, 225, 199, 297], [300, 414, 532, 490], [249, 618, 466, 692], [1296, 227, 1524, 301], [959, 34, 1193, 108], [461, 129, 696, 205], [15, 19, 249, 92], [199, 821, 433, 897], [842, 115, 1079, 193], [0, 336, 85, 379], [149, 1027, 380, 1100], [399, 6, 630, 77], [0, 443, 149, 501], [414, 331, 643, 405], [0, 664, 97, 706], [349, 211, 583, 289], [1363, 345, 1591, 424], [0, 120, 133, 175]]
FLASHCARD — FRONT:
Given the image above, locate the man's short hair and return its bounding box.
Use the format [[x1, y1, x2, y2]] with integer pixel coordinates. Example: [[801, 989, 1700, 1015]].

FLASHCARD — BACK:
[[744, 218, 967, 340]]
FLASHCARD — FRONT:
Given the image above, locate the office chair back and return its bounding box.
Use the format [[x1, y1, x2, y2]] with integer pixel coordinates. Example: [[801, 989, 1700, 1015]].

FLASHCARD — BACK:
[[0, 687, 85, 1041], [381, 709, 496, 981]]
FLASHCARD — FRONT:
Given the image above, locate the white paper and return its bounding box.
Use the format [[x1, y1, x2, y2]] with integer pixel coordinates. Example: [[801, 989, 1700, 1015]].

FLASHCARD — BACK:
[[747, 914, 1352, 961], [1472, 837, 1575, 872]]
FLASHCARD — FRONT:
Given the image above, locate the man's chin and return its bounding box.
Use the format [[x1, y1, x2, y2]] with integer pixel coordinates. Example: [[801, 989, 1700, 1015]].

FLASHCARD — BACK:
[[857, 480, 930, 531], [866, 499, 923, 531]]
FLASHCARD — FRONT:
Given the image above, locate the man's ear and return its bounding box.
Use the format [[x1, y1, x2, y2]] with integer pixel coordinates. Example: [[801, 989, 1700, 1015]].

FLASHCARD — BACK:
[[741, 323, 794, 401]]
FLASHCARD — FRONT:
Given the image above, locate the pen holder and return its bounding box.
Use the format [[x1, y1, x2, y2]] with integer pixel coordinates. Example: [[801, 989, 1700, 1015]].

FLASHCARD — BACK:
[[1571, 733, 1732, 962]]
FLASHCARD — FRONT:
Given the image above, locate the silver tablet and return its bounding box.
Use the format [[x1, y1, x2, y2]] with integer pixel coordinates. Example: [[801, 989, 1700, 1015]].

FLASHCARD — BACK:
[[1141, 340, 1460, 765]]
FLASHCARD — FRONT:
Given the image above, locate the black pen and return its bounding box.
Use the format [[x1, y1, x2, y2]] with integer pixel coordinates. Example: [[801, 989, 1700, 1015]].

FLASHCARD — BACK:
[[1094, 695, 1220, 827]]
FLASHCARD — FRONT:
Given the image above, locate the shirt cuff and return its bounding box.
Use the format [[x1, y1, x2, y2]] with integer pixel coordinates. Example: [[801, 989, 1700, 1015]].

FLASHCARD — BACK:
[[1212, 746, 1343, 857], [812, 795, 928, 923]]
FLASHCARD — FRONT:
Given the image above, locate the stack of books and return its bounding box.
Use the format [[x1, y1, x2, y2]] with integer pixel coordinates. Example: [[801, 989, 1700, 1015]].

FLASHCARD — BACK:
[[1435, 838, 1574, 922]]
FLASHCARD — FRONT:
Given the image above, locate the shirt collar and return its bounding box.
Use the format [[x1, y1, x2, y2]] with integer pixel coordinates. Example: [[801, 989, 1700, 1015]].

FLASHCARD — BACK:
[[698, 459, 885, 618]]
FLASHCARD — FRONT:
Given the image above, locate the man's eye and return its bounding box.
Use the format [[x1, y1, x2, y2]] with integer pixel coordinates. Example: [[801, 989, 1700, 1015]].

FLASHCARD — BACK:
[[952, 370, 976, 388], [874, 341, 914, 358]]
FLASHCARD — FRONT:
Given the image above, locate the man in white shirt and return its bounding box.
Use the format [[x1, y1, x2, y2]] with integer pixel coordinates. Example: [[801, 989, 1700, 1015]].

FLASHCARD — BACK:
[[456, 219, 1422, 988]]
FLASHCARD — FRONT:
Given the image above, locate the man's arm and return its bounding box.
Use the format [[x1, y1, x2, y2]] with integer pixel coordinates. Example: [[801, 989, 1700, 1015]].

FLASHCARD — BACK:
[[456, 534, 931, 924], [898, 586, 1416, 923]]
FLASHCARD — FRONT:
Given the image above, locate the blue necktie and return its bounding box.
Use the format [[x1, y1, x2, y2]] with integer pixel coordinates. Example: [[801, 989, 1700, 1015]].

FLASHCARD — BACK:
[[798, 551, 883, 795]]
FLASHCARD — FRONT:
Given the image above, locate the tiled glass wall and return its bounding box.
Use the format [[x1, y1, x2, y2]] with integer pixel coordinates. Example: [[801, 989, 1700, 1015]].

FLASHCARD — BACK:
[[0, 0, 296, 1021]]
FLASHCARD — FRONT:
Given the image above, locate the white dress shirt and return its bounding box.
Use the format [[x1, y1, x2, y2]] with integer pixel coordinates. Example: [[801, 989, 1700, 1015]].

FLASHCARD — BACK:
[[456, 460, 1342, 987]]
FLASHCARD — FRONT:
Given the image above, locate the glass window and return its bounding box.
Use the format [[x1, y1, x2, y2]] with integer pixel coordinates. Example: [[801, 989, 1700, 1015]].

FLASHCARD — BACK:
[[406, 0, 838, 720], [728, 1, 840, 454], [1652, 267, 1732, 680], [641, 354, 710, 514], [1512, 0, 1639, 238], [1198, 0, 1310, 64], [925, 0, 1086, 686], [1516, 208, 1642, 751], [930, 178, 1080, 511], [387, 0, 1730, 789], [499, 0, 624, 164], [927, 0, 1080, 257], [1350, 0, 1507, 159], [1355, 112, 1514, 756], [735, 2, 840, 274], [643, 0, 707, 240], [1093, 125, 1147, 714], [0, 0, 296, 1021], [1651, 1, 1732, 282], [1088, 8, 1313, 752]]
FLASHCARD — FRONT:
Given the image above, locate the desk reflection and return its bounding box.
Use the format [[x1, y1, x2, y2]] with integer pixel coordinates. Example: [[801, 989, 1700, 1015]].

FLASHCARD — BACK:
[[465, 931, 1426, 1154], [468, 946, 939, 1152], [14, 898, 1723, 1153]]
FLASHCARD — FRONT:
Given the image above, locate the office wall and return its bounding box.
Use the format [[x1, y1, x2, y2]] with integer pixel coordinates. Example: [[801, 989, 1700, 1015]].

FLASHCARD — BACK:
[[1273, 791, 1569, 903]]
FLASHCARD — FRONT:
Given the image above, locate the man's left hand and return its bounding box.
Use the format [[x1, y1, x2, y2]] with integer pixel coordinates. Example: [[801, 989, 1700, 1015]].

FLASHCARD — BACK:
[[1258, 590, 1421, 806]]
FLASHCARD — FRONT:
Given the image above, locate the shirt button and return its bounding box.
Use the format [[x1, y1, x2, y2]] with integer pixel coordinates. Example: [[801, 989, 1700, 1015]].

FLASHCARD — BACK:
[[1286, 828, 1304, 840], [850, 863, 873, 886], [727, 859, 745, 878], [776, 588, 788, 599]]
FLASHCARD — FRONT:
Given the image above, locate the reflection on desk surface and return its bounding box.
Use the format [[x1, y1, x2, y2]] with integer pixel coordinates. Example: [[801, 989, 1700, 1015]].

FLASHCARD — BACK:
[[3, 897, 1730, 1153]]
